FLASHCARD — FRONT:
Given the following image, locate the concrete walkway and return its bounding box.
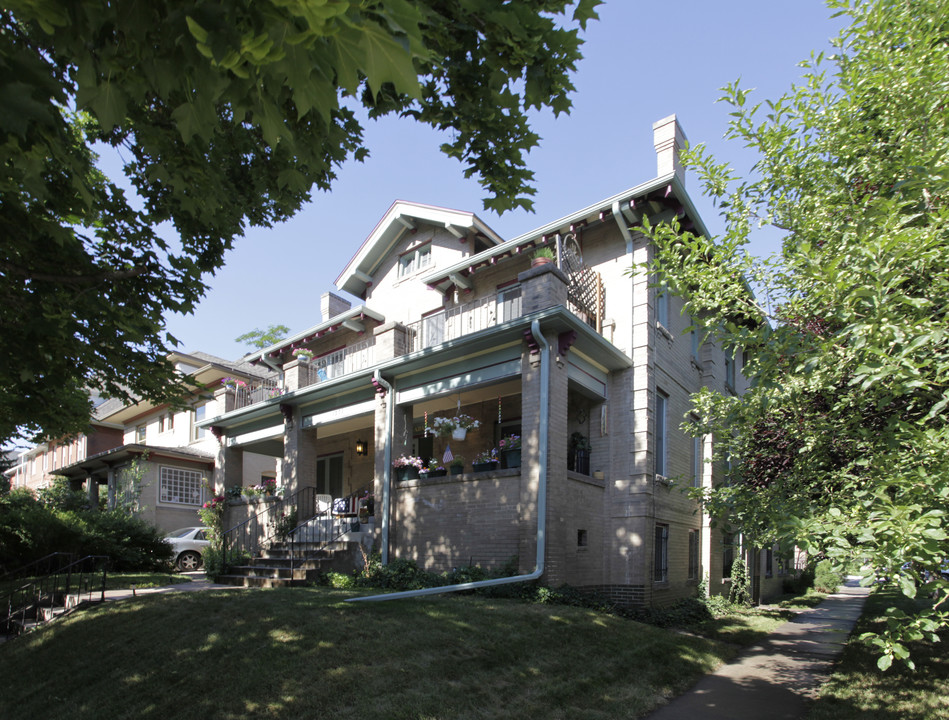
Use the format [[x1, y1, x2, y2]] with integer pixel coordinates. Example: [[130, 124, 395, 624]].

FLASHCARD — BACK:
[[646, 578, 871, 720], [99, 571, 243, 602]]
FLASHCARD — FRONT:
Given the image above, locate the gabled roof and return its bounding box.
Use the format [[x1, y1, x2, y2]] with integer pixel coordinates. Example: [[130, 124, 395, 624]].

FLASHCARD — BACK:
[[335, 200, 505, 299], [421, 174, 710, 295]]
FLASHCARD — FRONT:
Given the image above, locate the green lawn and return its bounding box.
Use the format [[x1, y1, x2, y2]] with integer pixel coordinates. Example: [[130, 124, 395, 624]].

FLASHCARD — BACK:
[[1, 588, 746, 720], [806, 590, 949, 720]]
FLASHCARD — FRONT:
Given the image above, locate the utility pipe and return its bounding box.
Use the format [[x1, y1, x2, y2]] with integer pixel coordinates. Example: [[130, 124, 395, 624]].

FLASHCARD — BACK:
[[347, 319, 551, 603], [373, 370, 395, 565]]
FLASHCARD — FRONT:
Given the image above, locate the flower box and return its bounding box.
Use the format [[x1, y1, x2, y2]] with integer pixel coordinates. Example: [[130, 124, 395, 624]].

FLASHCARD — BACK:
[[472, 461, 499, 472], [500, 448, 522, 469]]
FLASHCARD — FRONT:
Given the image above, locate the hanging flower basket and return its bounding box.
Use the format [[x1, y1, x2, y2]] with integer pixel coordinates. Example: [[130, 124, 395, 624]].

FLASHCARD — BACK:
[[432, 414, 480, 438]]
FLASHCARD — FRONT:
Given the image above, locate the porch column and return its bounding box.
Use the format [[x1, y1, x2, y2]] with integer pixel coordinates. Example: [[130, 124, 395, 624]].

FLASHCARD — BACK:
[[107, 466, 116, 510], [282, 404, 318, 497], [211, 387, 241, 495], [212, 431, 243, 496], [518, 323, 569, 583], [86, 474, 99, 509], [373, 322, 410, 362], [375, 389, 412, 560], [283, 359, 308, 392]]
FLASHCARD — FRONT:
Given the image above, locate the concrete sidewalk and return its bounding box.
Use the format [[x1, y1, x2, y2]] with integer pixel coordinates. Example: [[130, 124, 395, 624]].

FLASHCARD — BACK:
[[100, 571, 243, 602], [646, 579, 870, 720]]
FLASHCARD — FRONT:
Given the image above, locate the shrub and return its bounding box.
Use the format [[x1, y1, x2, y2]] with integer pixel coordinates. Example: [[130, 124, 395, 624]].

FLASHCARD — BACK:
[[325, 571, 356, 589], [813, 559, 844, 593], [0, 490, 172, 573]]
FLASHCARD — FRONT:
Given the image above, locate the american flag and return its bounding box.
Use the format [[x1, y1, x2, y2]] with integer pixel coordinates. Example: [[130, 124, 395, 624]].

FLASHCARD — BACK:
[[443, 444, 453, 464]]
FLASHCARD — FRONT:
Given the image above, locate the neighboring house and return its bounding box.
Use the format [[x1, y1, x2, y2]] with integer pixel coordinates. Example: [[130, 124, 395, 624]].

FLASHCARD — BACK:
[[50, 352, 279, 533], [202, 115, 783, 606], [5, 397, 125, 494]]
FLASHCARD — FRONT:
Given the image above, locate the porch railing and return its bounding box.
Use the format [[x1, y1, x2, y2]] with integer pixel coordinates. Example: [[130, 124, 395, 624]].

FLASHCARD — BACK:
[[285, 484, 373, 573], [221, 484, 373, 568], [234, 377, 283, 410], [406, 292, 521, 353], [298, 337, 377, 390]]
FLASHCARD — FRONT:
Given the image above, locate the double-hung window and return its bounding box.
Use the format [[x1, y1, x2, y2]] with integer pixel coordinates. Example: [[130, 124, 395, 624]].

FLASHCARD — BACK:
[[688, 530, 700, 580], [656, 391, 668, 478], [192, 403, 207, 441], [398, 242, 432, 278], [654, 524, 669, 582], [656, 285, 669, 328]]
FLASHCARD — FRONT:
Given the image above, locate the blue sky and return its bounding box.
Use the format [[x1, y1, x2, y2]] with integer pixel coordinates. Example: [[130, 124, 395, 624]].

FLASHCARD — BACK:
[[164, 0, 847, 361]]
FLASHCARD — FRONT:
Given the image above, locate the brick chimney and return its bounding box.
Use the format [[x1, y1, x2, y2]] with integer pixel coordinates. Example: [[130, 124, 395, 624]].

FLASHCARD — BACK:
[[321, 292, 352, 322], [653, 114, 687, 185]]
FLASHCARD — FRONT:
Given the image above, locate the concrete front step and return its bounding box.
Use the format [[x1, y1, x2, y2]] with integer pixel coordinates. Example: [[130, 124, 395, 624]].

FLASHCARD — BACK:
[[215, 575, 308, 589], [218, 540, 367, 588]]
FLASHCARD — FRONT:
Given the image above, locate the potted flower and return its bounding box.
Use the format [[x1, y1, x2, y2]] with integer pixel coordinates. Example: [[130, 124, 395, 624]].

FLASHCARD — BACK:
[[472, 448, 499, 472], [262, 477, 277, 496], [498, 434, 522, 469], [220, 377, 248, 391], [432, 413, 481, 441], [531, 247, 555, 267], [292, 348, 314, 362], [448, 455, 466, 475], [569, 432, 592, 475], [357, 493, 373, 524], [393, 454, 424, 481], [420, 459, 447, 478]]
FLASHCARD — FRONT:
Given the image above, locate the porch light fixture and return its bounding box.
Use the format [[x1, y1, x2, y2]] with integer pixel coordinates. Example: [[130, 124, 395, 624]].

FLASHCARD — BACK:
[[355, 439, 368, 456]]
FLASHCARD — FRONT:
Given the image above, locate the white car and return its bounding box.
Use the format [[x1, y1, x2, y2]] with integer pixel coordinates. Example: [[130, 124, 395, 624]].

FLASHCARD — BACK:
[[165, 527, 211, 571]]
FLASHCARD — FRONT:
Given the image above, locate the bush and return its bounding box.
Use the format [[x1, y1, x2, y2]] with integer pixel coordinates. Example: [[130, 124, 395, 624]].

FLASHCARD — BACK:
[[813, 559, 844, 593], [0, 490, 172, 573]]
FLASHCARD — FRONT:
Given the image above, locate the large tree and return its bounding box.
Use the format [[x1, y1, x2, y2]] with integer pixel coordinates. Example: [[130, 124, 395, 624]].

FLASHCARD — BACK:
[[0, 0, 599, 443], [648, 0, 948, 668]]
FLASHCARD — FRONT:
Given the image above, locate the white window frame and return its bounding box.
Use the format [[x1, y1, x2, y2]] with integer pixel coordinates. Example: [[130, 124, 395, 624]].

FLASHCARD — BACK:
[[192, 403, 207, 441], [159, 466, 205, 506], [398, 242, 433, 278]]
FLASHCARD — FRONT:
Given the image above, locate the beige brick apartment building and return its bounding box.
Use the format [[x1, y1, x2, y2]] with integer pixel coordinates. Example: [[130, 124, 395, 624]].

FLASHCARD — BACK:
[[8, 352, 278, 533], [200, 116, 790, 605]]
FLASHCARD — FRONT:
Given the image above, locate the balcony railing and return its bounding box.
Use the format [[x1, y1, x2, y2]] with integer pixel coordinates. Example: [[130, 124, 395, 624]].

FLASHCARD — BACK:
[[298, 336, 376, 390], [406, 290, 522, 353], [234, 377, 283, 410]]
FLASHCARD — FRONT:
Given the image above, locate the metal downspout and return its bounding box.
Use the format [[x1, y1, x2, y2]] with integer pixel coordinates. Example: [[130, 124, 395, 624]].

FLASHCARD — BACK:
[[347, 319, 551, 603], [373, 370, 395, 565]]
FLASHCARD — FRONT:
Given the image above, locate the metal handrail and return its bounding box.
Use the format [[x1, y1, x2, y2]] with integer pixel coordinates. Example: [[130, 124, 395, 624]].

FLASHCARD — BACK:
[[2, 555, 109, 636], [222, 486, 318, 562], [285, 483, 373, 574], [221, 484, 374, 576]]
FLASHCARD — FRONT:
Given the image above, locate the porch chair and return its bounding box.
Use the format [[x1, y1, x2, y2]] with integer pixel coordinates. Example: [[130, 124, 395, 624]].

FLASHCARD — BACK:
[[315, 493, 333, 514]]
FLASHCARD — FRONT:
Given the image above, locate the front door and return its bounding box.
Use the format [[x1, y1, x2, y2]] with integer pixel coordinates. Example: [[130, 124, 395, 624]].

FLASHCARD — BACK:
[[316, 453, 344, 498]]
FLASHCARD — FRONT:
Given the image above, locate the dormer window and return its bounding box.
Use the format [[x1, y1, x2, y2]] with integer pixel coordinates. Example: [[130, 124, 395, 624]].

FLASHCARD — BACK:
[[398, 242, 432, 278]]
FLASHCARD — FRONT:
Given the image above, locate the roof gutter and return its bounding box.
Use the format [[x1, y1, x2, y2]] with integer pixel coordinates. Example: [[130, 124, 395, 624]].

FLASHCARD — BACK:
[[347, 318, 551, 602]]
